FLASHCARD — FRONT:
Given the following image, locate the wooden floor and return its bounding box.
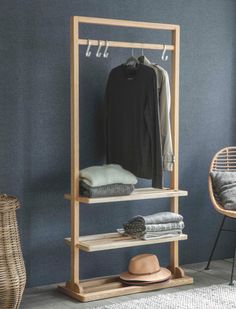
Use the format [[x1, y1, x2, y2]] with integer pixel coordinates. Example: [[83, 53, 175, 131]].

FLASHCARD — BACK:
[[20, 259, 234, 309]]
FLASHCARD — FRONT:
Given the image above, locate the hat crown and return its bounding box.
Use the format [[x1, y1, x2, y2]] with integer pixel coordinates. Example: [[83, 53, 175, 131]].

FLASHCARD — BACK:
[[128, 254, 160, 275]]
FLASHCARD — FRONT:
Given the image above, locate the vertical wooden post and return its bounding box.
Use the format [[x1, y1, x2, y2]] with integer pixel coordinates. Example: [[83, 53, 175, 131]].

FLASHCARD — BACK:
[[170, 26, 183, 277], [68, 16, 81, 292]]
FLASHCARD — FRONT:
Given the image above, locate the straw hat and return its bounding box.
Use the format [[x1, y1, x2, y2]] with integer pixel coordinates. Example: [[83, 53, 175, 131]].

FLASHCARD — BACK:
[[120, 254, 171, 283]]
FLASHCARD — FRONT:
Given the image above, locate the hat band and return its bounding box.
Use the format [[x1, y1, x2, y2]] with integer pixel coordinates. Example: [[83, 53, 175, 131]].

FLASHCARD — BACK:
[[129, 268, 161, 276]]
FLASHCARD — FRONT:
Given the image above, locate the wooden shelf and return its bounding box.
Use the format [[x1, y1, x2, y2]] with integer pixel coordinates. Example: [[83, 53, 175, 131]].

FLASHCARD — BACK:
[[58, 274, 193, 302], [65, 232, 188, 252], [64, 187, 188, 204]]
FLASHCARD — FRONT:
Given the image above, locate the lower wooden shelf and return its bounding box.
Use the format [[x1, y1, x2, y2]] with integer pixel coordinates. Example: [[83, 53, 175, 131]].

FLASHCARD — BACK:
[[65, 232, 188, 252], [58, 274, 194, 302]]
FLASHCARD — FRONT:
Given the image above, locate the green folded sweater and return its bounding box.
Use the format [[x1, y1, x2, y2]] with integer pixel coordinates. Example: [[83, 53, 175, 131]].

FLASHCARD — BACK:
[[80, 164, 137, 187]]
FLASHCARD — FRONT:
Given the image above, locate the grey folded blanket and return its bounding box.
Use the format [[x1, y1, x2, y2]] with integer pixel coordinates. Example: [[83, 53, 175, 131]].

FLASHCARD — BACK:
[[80, 164, 137, 187], [80, 182, 134, 198], [117, 228, 182, 240], [123, 221, 184, 235], [210, 171, 236, 210], [141, 230, 182, 240], [121, 212, 184, 240], [126, 212, 183, 226]]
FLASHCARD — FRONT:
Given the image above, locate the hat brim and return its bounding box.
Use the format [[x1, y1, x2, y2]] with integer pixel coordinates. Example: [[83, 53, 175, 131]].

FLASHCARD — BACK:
[[120, 267, 171, 282], [120, 278, 170, 286]]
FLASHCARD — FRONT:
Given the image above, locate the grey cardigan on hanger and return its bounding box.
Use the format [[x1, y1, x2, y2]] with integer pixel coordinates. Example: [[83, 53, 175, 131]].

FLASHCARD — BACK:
[[138, 56, 173, 171]]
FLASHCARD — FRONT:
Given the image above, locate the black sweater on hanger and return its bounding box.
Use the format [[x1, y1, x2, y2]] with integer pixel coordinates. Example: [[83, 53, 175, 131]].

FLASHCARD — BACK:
[[105, 63, 163, 188]]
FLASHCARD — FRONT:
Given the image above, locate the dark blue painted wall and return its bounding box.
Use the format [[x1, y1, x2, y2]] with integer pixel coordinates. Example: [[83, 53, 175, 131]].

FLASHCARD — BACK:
[[1, 0, 236, 287]]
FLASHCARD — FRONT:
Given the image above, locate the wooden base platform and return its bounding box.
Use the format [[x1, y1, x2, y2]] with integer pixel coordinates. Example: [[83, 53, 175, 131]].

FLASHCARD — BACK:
[[58, 275, 193, 302]]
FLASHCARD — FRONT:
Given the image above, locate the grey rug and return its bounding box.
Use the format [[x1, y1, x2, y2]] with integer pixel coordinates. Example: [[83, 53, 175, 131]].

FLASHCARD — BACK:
[[92, 284, 236, 309]]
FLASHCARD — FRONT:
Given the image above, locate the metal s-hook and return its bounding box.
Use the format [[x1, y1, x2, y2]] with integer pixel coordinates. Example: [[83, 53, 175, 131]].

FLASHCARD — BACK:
[[161, 44, 168, 61], [96, 40, 102, 57], [85, 39, 92, 57], [103, 41, 109, 58]]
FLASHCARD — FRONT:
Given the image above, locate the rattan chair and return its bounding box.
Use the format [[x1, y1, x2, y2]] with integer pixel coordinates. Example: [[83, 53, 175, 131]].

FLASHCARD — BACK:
[[205, 146, 236, 285]]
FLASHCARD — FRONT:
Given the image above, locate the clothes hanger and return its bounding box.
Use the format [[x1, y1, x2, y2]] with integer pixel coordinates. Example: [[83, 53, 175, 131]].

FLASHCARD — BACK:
[[138, 47, 151, 64], [138, 48, 145, 59], [125, 48, 139, 67]]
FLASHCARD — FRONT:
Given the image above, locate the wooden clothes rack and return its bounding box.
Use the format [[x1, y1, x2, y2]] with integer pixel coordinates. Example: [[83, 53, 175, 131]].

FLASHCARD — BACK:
[[58, 16, 193, 302]]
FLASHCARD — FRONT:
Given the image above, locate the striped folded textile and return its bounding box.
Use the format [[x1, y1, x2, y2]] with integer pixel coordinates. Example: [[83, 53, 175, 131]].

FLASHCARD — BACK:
[[119, 212, 185, 240], [117, 228, 183, 240]]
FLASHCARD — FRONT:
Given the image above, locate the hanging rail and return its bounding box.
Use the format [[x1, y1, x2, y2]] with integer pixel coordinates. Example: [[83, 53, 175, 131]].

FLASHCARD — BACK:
[[78, 39, 174, 51]]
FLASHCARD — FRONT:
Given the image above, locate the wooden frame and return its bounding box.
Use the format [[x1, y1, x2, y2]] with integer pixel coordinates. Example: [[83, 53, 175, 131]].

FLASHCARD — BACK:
[[58, 16, 193, 302]]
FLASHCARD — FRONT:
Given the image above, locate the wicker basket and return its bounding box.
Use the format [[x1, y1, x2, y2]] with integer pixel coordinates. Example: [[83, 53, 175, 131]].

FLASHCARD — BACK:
[[0, 194, 26, 309]]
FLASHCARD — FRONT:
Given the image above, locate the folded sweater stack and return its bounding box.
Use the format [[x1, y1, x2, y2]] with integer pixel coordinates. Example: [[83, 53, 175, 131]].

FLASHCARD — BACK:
[[79, 164, 137, 198], [118, 212, 184, 240]]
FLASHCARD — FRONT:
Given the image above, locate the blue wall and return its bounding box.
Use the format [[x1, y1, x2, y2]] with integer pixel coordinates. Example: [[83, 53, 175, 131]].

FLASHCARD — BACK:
[[1, 0, 236, 287]]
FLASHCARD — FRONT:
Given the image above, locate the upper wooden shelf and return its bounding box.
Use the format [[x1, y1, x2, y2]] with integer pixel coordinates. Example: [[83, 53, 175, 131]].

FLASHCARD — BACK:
[[64, 187, 188, 204], [65, 232, 188, 252]]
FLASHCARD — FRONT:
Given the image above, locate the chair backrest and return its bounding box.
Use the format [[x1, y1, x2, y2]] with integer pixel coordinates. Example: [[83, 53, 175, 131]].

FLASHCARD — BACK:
[[209, 146, 236, 218], [210, 147, 236, 172]]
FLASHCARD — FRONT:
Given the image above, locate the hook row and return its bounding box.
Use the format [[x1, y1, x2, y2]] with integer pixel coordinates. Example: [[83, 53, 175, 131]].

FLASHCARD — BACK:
[[85, 40, 168, 62], [86, 40, 109, 58]]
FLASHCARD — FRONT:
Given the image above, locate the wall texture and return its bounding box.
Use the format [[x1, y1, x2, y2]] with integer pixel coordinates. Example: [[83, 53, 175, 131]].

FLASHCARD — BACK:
[[1, 0, 236, 287]]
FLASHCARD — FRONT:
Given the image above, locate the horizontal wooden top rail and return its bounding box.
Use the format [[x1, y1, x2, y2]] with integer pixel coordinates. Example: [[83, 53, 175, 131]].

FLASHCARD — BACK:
[[78, 39, 174, 51], [74, 16, 179, 31]]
